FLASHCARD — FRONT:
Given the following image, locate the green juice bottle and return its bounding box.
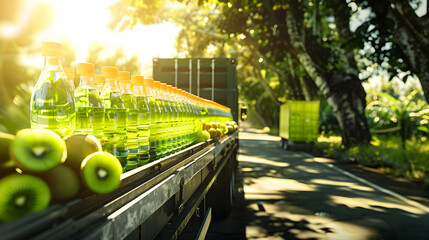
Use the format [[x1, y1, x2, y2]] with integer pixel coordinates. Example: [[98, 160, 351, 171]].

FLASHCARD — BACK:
[[118, 71, 139, 170], [131, 76, 150, 165], [94, 74, 105, 93], [99, 67, 128, 171], [190, 94, 200, 143], [160, 83, 174, 155], [143, 78, 162, 160], [153, 82, 169, 157], [30, 42, 75, 137], [182, 91, 192, 147], [63, 67, 76, 92], [166, 85, 178, 152], [176, 89, 188, 149], [171, 87, 182, 151], [74, 63, 104, 140]]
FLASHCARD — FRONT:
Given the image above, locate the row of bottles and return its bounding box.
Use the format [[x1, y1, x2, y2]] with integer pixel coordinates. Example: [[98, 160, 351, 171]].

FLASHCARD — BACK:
[[30, 42, 233, 171]]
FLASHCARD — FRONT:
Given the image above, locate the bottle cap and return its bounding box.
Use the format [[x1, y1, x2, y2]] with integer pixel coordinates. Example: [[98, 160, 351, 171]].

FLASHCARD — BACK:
[[102, 66, 118, 78], [166, 85, 173, 92], [42, 41, 63, 56], [76, 63, 94, 75], [118, 71, 130, 81], [131, 75, 144, 85], [63, 67, 75, 78], [94, 74, 104, 84], [143, 78, 153, 87], [153, 81, 160, 89]]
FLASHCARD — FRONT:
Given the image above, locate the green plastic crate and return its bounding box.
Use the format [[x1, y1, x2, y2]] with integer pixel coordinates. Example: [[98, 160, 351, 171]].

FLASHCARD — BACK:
[[279, 100, 320, 142]]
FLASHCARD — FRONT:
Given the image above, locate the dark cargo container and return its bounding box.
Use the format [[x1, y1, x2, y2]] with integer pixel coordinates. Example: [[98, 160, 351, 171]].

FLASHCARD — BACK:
[[153, 58, 238, 122]]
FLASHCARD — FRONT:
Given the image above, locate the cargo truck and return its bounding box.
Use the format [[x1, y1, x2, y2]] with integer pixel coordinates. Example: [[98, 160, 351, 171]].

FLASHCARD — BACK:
[[0, 58, 239, 240]]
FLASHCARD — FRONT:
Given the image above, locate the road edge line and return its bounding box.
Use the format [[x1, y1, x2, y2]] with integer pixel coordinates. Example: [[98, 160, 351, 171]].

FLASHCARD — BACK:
[[301, 152, 429, 214]]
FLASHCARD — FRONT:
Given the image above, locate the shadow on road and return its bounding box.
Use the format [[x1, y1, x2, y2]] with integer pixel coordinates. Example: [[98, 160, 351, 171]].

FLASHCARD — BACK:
[[207, 124, 429, 240]]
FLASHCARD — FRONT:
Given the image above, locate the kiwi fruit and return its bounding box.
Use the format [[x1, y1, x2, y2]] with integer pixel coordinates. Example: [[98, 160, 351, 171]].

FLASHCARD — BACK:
[[64, 134, 102, 171], [0, 132, 15, 161], [81, 152, 123, 194], [203, 122, 212, 131], [0, 132, 17, 176], [0, 174, 51, 222], [202, 131, 211, 141], [40, 165, 80, 201], [215, 128, 223, 139], [0, 160, 18, 178], [10, 129, 66, 172], [208, 128, 217, 140]]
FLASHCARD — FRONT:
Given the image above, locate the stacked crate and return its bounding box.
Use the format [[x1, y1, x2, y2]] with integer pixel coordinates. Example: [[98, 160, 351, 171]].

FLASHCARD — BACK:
[[280, 100, 320, 142], [152, 58, 238, 122]]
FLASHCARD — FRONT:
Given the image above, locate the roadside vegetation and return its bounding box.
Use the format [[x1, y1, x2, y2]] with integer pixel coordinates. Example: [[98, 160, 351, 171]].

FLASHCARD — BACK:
[[317, 79, 429, 185]]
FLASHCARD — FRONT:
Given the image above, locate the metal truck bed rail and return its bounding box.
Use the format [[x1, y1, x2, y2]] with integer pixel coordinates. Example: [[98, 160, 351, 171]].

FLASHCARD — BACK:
[[0, 131, 239, 240]]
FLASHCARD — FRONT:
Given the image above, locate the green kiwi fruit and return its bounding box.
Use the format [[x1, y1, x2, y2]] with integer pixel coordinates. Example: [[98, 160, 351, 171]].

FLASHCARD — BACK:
[[0, 160, 18, 178], [0, 132, 15, 161], [40, 165, 80, 201], [81, 152, 122, 194], [215, 128, 223, 139], [0, 174, 51, 222], [10, 129, 66, 172], [0, 132, 17, 176], [64, 134, 102, 171]]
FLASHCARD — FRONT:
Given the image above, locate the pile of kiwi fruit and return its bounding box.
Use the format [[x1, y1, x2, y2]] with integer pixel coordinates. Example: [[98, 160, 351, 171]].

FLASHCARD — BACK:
[[201, 121, 238, 141], [0, 129, 123, 223]]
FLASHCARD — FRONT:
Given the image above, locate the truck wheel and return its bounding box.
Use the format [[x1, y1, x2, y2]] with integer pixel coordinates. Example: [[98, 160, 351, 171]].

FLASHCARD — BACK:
[[207, 160, 234, 220]]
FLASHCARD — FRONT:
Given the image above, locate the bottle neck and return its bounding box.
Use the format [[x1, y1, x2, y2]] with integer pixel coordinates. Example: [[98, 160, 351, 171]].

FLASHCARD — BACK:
[[118, 81, 132, 94], [102, 77, 120, 92], [44, 56, 63, 71], [132, 85, 143, 96], [144, 86, 154, 97], [78, 74, 95, 89]]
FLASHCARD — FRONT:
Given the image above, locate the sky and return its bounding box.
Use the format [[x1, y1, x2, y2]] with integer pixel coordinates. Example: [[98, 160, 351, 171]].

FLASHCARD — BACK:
[[1, 0, 181, 77], [1, 0, 427, 79]]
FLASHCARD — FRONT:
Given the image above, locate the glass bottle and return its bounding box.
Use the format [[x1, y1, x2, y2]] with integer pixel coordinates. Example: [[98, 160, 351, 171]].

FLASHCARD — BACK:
[[153, 81, 168, 157], [159, 83, 173, 155], [171, 87, 184, 150], [118, 71, 139, 170], [30, 41, 75, 137], [94, 74, 104, 92], [165, 85, 178, 152], [131, 76, 150, 165], [143, 78, 162, 160], [74, 63, 105, 140], [63, 67, 76, 91], [99, 66, 128, 171]]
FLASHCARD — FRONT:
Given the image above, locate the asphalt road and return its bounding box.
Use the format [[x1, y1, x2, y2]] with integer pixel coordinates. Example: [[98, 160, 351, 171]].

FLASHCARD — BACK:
[[206, 125, 429, 240]]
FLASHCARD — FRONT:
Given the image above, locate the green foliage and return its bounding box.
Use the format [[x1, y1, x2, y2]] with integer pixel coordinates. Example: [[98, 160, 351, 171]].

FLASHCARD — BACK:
[[86, 43, 141, 75], [318, 99, 340, 135], [317, 134, 429, 184], [0, 2, 56, 134], [365, 90, 428, 148]]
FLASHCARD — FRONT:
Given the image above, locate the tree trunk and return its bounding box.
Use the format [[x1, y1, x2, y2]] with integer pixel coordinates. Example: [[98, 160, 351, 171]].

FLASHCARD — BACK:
[[250, 55, 282, 107], [285, 0, 371, 146], [385, 3, 429, 103], [323, 72, 371, 146]]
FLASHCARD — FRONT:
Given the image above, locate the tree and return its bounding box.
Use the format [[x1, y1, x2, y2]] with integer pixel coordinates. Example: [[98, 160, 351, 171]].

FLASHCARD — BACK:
[[0, 1, 55, 133], [354, 0, 429, 102], [108, 0, 372, 146], [86, 43, 141, 75]]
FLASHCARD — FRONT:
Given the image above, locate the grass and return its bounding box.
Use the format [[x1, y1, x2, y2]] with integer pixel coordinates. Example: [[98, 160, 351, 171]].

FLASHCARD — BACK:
[[315, 134, 429, 186]]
